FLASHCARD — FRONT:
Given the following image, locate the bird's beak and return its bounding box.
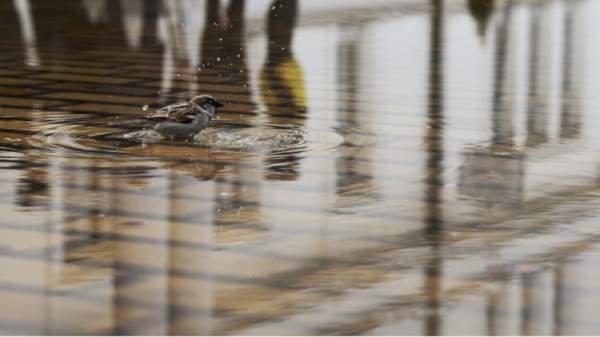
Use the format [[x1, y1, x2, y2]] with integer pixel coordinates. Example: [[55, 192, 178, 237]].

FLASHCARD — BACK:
[[213, 99, 225, 108]]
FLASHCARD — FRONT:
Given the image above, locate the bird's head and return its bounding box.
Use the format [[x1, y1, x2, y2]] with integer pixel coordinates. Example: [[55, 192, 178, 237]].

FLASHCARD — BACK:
[[191, 95, 225, 109]]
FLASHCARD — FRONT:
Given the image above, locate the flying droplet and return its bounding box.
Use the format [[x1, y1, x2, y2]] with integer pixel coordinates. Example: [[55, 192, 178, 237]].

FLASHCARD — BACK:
[[142, 104, 149, 111], [216, 57, 221, 62]]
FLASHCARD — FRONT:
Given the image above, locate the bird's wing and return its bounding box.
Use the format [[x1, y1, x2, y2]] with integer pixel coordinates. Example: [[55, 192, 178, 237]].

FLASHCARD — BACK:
[[146, 102, 195, 122]]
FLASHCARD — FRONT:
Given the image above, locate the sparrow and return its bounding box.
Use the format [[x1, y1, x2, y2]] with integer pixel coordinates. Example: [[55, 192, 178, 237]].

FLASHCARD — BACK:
[[145, 95, 224, 139]]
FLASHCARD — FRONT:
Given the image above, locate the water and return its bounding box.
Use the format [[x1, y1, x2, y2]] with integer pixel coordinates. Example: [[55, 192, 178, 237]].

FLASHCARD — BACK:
[[1, 0, 600, 335]]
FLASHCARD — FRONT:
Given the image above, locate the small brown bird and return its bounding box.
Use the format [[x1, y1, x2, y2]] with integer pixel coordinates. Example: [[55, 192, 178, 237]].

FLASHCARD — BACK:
[[146, 95, 224, 123], [145, 95, 224, 139]]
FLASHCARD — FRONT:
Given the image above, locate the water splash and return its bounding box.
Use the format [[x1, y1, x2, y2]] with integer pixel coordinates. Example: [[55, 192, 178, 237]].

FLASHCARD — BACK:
[[116, 125, 309, 152]]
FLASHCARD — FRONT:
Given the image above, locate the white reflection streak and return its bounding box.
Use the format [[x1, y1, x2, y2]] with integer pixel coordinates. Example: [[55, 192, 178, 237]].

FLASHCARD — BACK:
[[82, 0, 106, 23], [120, 0, 144, 49], [158, 0, 206, 95], [13, 0, 40, 67], [168, 175, 215, 335], [157, 8, 175, 94], [181, 0, 205, 69], [159, 0, 185, 95]]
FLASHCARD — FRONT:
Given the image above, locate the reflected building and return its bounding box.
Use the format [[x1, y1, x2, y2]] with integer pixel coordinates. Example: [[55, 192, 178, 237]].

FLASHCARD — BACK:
[[2, 0, 600, 334], [459, 0, 588, 211]]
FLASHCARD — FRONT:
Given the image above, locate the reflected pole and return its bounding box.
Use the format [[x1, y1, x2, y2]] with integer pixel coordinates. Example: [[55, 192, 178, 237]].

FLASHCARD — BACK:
[[423, 0, 445, 335]]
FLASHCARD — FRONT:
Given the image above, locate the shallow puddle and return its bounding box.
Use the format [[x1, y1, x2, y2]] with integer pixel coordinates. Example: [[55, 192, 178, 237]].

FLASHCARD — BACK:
[[1, 0, 600, 335]]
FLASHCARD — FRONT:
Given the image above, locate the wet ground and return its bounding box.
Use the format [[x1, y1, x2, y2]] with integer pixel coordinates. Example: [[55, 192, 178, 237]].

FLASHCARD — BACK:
[[1, 0, 600, 335]]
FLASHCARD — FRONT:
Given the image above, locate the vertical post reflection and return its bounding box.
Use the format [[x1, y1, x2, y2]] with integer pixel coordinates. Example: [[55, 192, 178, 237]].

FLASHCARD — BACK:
[[553, 262, 565, 335], [423, 0, 445, 335], [526, 2, 550, 147], [13, 0, 40, 66], [260, 0, 306, 181], [167, 175, 214, 335], [491, 1, 515, 148], [82, 0, 107, 23], [491, 279, 521, 335], [520, 272, 533, 336], [458, 0, 524, 210], [486, 291, 499, 336], [120, 0, 143, 49], [199, 0, 266, 242], [112, 180, 168, 334], [334, 24, 377, 209], [559, 0, 583, 140]]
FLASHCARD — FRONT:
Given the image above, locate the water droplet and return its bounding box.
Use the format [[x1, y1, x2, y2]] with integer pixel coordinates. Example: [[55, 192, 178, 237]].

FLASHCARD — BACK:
[[271, 5, 276, 10], [218, 37, 223, 42], [216, 57, 221, 62], [236, 53, 241, 58], [142, 104, 149, 111]]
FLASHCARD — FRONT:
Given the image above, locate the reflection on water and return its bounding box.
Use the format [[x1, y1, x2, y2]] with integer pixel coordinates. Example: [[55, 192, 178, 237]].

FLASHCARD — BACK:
[[1, 0, 600, 335]]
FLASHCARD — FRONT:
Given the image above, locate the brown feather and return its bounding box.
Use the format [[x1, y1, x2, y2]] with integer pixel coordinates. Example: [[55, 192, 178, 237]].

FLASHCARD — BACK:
[[145, 102, 197, 123]]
